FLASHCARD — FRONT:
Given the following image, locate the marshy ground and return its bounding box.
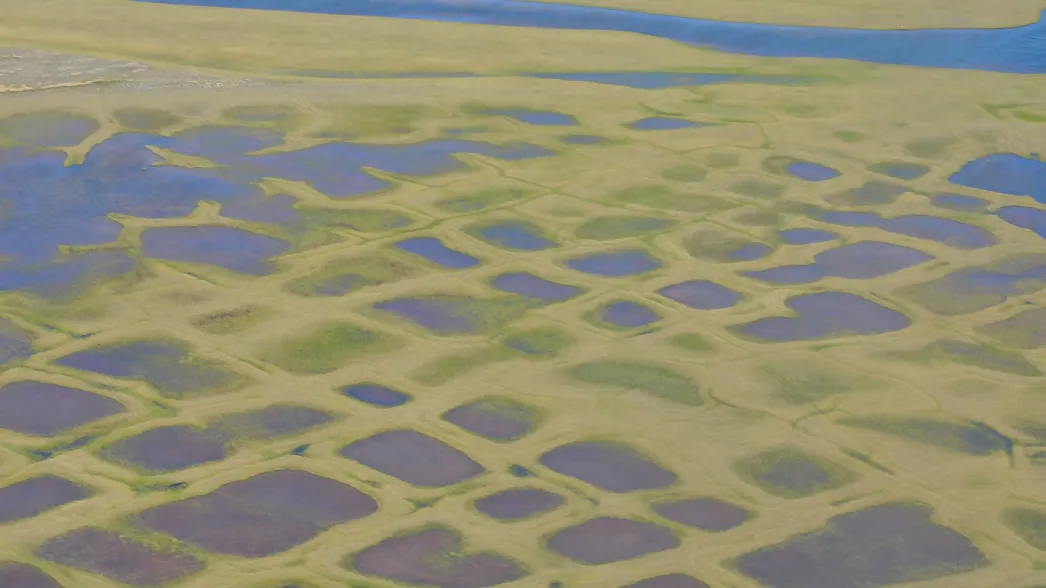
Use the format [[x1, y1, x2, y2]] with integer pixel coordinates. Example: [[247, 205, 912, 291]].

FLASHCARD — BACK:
[[1, 1, 1046, 587]]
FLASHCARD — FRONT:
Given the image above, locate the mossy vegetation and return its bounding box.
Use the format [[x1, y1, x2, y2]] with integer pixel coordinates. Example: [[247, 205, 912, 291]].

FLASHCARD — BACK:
[[190, 305, 270, 334], [302, 207, 414, 234], [887, 340, 1042, 376], [1002, 507, 1046, 551], [572, 215, 676, 241], [435, 187, 530, 214], [501, 327, 574, 358], [284, 255, 418, 297], [838, 416, 1011, 456], [665, 332, 714, 353], [567, 360, 702, 406], [260, 323, 399, 374], [732, 446, 856, 499]]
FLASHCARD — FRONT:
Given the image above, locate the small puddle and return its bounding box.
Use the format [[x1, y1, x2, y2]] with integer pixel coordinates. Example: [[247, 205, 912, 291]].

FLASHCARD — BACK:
[[565, 249, 662, 277], [490, 272, 583, 301], [787, 161, 840, 182], [0, 476, 91, 524], [352, 526, 525, 587], [546, 517, 680, 564], [442, 397, 541, 442], [930, 193, 988, 211], [777, 228, 838, 244], [880, 215, 997, 248], [340, 429, 486, 487], [628, 117, 706, 131], [394, 237, 480, 268], [734, 503, 987, 588], [560, 134, 607, 144], [736, 292, 911, 341], [56, 339, 240, 398], [539, 440, 677, 492], [473, 221, 557, 251], [997, 205, 1046, 238], [473, 488, 564, 520], [104, 426, 227, 473], [166, 131, 555, 198], [0, 381, 125, 436], [653, 497, 751, 532], [141, 226, 290, 275], [657, 280, 741, 309], [950, 153, 1046, 203], [746, 241, 933, 284], [374, 298, 483, 334], [813, 210, 995, 249], [730, 243, 773, 261], [478, 108, 577, 126], [597, 301, 660, 328], [341, 383, 412, 408]]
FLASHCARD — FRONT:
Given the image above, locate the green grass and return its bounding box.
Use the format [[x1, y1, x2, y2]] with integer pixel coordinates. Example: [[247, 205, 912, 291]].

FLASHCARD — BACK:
[[732, 446, 856, 499], [975, 308, 1046, 349], [223, 104, 300, 124], [1014, 110, 1046, 123], [436, 187, 529, 214], [1001, 508, 1046, 551], [465, 219, 553, 249], [113, 107, 182, 131], [889, 339, 1042, 377], [502, 327, 573, 358], [760, 366, 853, 405], [302, 207, 414, 234], [567, 360, 702, 406], [904, 136, 955, 158], [660, 164, 708, 182], [190, 305, 270, 334], [375, 295, 541, 336], [665, 332, 714, 353], [410, 348, 509, 386], [285, 255, 417, 297], [572, 215, 676, 241], [728, 177, 785, 199], [321, 104, 437, 138], [684, 228, 763, 262], [609, 184, 734, 213], [260, 323, 399, 374], [838, 416, 1011, 456]]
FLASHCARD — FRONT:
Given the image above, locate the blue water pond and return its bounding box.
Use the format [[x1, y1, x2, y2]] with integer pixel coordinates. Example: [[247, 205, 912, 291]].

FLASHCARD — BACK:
[[394, 237, 480, 268], [950, 154, 1046, 203], [812, 209, 997, 249], [135, 0, 1046, 74], [628, 117, 706, 131], [658, 280, 742, 309], [565, 249, 662, 277], [787, 162, 840, 182], [478, 108, 578, 126], [490, 272, 583, 301], [777, 228, 838, 244], [597, 301, 661, 327], [746, 241, 932, 284], [736, 292, 911, 341], [141, 226, 291, 275]]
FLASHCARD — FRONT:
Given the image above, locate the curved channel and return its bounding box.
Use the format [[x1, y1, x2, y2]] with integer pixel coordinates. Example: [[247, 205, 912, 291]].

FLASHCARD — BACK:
[[134, 0, 1046, 73]]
